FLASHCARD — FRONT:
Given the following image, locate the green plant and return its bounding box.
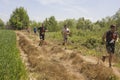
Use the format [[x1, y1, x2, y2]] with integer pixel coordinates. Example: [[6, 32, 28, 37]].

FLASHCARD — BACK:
[[0, 30, 27, 80]]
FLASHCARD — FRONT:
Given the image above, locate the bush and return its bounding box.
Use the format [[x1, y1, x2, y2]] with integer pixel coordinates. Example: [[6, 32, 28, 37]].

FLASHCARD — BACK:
[[82, 38, 100, 49]]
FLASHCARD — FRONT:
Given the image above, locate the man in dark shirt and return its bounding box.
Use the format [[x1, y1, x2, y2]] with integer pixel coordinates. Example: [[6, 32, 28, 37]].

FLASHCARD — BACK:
[[102, 25, 119, 67], [34, 27, 37, 34], [38, 23, 47, 46]]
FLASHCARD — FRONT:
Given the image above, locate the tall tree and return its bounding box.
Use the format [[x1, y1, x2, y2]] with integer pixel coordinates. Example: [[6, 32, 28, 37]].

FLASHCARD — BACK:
[[29, 20, 41, 28], [0, 18, 4, 29], [44, 16, 58, 32], [63, 19, 76, 29], [9, 7, 29, 30], [113, 9, 120, 27], [49, 16, 58, 31], [76, 17, 91, 30], [43, 18, 49, 29]]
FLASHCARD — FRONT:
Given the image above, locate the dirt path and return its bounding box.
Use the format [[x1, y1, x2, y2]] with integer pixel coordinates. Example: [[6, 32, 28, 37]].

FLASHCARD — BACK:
[[16, 31, 120, 80]]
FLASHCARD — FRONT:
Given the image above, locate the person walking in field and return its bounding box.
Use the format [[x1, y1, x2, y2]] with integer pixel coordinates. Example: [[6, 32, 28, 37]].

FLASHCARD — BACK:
[[102, 25, 119, 67], [33, 27, 37, 34], [61, 25, 70, 49], [38, 23, 47, 46]]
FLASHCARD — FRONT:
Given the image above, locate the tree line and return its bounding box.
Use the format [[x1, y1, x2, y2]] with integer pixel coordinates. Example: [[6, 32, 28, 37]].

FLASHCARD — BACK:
[[0, 7, 120, 33]]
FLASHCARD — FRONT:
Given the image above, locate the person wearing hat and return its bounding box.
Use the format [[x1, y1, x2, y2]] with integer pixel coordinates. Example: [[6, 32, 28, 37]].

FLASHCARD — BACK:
[[102, 25, 119, 67]]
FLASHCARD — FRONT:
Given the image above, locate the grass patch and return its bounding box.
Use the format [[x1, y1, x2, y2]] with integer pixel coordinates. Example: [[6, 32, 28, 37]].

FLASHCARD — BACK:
[[0, 30, 27, 80]]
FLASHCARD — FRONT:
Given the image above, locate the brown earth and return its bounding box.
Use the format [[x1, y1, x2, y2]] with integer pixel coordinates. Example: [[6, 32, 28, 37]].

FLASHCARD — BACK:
[[16, 31, 120, 80]]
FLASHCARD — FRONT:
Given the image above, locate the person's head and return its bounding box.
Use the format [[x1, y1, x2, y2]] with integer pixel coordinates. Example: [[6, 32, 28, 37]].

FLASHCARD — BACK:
[[110, 25, 116, 32], [64, 25, 67, 29]]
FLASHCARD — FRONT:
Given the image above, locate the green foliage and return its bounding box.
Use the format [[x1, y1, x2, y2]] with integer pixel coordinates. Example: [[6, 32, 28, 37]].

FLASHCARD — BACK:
[[112, 9, 120, 35], [9, 7, 29, 30], [90, 24, 101, 31], [0, 30, 27, 80], [82, 38, 100, 49], [113, 9, 120, 19], [76, 17, 92, 30], [46, 31, 62, 41], [30, 20, 41, 28], [0, 18, 4, 29], [63, 19, 76, 29], [44, 16, 58, 32], [57, 21, 64, 29]]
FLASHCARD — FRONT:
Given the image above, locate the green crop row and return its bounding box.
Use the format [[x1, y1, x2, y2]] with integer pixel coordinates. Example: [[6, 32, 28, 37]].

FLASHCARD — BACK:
[[0, 30, 27, 80]]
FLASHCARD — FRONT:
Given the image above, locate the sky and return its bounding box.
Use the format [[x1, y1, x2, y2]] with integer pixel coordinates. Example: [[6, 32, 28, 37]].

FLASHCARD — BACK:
[[0, 0, 120, 23]]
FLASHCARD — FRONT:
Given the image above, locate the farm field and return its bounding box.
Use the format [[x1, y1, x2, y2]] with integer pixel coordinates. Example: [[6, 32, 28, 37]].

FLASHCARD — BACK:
[[0, 29, 120, 80], [0, 30, 27, 80], [16, 30, 120, 80], [0, 1, 120, 80]]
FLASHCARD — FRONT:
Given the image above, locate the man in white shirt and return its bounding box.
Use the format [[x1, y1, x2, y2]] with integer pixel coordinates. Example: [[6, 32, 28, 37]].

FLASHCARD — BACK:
[[61, 25, 70, 48]]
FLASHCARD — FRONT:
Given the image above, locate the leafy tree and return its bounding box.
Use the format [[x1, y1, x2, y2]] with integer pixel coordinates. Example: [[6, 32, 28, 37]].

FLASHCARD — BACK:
[[63, 19, 76, 29], [90, 23, 101, 31], [76, 17, 84, 29], [82, 38, 100, 49], [9, 7, 29, 30], [57, 21, 64, 30], [112, 9, 120, 31], [112, 9, 120, 20], [0, 18, 4, 29], [44, 16, 58, 32], [76, 17, 92, 30], [30, 20, 41, 28], [49, 16, 58, 31], [43, 18, 49, 29]]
